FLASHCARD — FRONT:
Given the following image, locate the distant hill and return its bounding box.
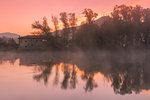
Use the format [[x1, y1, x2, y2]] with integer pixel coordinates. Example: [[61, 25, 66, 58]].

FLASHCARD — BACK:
[[94, 16, 110, 27], [0, 32, 20, 39]]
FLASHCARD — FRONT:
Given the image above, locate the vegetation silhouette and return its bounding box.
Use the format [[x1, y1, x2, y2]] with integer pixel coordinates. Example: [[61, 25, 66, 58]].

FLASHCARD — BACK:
[[1, 4, 150, 51], [28, 4, 150, 50]]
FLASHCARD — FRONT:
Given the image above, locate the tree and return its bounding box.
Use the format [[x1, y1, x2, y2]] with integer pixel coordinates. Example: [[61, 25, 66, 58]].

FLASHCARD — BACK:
[[8, 39, 18, 49], [32, 17, 51, 35], [82, 8, 98, 24], [111, 5, 133, 23], [68, 13, 78, 41], [101, 5, 147, 48], [31, 17, 63, 50], [74, 9, 99, 49], [60, 12, 70, 46], [143, 8, 150, 47], [51, 15, 59, 37]]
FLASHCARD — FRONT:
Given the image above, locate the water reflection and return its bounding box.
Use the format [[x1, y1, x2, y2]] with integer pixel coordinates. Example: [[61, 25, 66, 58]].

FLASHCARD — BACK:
[[0, 51, 150, 95], [82, 73, 98, 92]]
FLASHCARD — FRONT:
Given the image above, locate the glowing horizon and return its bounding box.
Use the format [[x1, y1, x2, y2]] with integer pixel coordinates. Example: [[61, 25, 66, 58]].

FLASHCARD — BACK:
[[0, 0, 150, 36]]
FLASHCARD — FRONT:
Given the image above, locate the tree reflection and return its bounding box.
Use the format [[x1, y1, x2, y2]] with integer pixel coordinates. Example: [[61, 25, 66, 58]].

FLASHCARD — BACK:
[[61, 64, 71, 89], [33, 62, 54, 85], [70, 65, 77, 89], [109, 57, 145, 95], [82, 74, 98, 92], [0, 51, 150, 95], [111, 73, 132, 95], [53, 65, 59, 85]]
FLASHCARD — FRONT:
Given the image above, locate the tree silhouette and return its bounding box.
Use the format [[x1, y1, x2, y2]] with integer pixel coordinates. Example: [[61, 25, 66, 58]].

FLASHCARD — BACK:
[[68, 13, 78, 42], [60, 12, 70, 46], [52, 15, 59, 37], [82, 8, 98, 24], [32, 17, 51, 35], [29, 5, 150, 50], [70, 65, 77, 89]]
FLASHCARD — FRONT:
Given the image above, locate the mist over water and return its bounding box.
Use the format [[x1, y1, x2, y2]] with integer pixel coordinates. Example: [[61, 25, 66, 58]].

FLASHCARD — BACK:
[[0, 50, 150, 100]]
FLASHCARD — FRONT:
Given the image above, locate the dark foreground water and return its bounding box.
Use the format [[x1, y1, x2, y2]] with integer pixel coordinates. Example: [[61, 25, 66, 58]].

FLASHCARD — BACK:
[[0, 51, 150, 100]]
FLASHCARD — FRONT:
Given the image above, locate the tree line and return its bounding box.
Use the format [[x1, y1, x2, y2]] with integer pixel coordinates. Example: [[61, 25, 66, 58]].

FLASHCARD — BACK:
[[31, 4, 150, 50]]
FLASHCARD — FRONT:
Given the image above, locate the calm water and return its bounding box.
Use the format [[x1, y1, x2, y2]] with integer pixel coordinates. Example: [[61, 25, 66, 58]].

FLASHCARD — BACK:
[[0, 51, 150, 100]]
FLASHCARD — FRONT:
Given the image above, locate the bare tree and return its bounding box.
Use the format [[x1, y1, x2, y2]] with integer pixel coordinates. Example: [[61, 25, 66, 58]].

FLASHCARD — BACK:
[[32, 17, 51, 35]]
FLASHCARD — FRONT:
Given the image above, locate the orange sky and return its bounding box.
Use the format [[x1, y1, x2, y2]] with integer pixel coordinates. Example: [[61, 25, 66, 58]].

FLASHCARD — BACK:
[[0, 0, 150, 36]]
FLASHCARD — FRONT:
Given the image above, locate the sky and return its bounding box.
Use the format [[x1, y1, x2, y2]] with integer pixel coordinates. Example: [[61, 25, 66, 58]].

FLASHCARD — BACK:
[[0, 0, 150, 36]]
